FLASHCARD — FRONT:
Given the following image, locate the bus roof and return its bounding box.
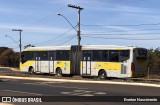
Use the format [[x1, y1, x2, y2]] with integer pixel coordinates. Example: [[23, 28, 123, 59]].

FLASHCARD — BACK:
[[81, 45, 138, 50], [23, 45, 144, 52], [23, 46, 71, 51]]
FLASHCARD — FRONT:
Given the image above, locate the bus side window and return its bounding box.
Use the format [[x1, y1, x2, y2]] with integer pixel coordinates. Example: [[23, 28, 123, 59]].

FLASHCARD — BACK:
[[41, 51, 49, 60], [49, 51, 55, 60], [28, 52, 34, 60], [102, 50, 109, 61], [21, 52, 26, 62], [64, 50, 69, 60], [56, 50, 69, 61], [93, 50, 102, 61], [109, 50, 119, 62], [120, 50, 130, 62]]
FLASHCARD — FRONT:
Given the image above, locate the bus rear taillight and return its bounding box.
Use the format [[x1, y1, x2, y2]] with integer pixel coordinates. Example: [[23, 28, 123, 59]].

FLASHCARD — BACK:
[[131, 62, 135, 72]]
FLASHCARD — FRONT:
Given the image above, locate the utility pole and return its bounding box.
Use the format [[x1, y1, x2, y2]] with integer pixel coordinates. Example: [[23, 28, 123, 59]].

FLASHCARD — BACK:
[[68, 4, 83, 75], [12, 29, 23, 65], [68, 4, 83, 47]]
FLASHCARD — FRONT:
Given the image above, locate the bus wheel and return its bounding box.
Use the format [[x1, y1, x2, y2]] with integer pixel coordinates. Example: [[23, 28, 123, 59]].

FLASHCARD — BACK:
[[28, 67, 34, 74], [98, 70, 107, 79], [56, 68, 62, 76]]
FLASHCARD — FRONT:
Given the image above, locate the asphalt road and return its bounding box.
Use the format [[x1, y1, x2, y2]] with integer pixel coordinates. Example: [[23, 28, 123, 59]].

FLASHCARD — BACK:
[[0, 68, 160, 105], [0, 78, 160, 105]]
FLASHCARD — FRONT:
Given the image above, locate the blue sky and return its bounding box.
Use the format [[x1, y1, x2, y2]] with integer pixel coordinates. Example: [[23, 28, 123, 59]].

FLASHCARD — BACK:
[[1, 0, 160, 51]]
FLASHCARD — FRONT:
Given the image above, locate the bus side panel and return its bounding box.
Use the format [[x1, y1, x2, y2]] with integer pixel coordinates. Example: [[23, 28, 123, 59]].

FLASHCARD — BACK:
[[54, 61, 70, 74], [21, 61, 35, 72], [92, 62, 121, 77], [40, 61, 49, 73]]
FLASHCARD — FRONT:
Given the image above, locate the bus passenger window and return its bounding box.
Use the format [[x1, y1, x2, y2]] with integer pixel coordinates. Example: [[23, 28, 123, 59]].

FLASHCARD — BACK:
[[109, 51, 119, 62], [120, 50, 130, 61], [26, 51, 34, 60], [93, 50, 102, 61], [21, 52, 26, 62], [56, 50, 69, 61], [41, 52, 48, 60], [102, 50, 109, 61]]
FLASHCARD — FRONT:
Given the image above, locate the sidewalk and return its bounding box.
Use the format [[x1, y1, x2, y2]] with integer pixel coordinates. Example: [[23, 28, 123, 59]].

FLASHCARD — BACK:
[[0, 66, 160, 84], [0, 75, 160, 88]]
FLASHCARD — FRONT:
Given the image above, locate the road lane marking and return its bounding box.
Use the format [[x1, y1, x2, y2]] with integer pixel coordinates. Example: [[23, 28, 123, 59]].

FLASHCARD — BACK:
[[61, 90, 106, 96], [39, 82, 88, 89], [83, 91, 95, 93], [43, 81, 63, 83], [61, 92, 71, 94], [24, 82, 80, 89], [78, 94, 94, 96], [94, 92, 106, 95], [73, 90, 86, 92], [3, 90, 43, 96], [77, 88, 88, 90]]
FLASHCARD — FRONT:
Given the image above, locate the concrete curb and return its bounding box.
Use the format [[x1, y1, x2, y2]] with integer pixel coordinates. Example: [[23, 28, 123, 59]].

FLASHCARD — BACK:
[[0, 75, 160, 88]]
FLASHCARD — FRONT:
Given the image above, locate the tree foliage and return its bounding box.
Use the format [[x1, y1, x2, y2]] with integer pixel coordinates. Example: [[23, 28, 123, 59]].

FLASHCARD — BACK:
[[0, 47, 19, 67], [24, 44, 35, 49], [148, 47, 160, 75]]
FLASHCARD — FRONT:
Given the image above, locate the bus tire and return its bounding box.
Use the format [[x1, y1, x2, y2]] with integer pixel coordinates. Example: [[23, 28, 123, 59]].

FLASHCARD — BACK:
[[56, 67, 62, 76], [28, 66, 34, 74], [98, 70, 107, 79]]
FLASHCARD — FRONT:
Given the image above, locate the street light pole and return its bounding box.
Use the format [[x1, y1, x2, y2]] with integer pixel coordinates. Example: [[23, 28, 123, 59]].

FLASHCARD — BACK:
[[12, 29, 23, 65], [5, 35, 19, 45], [57, 13, 77, 32]]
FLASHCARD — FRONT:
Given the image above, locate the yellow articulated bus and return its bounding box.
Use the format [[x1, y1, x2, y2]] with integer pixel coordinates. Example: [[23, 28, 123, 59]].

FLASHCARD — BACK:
[[20, 45, 148, 79]]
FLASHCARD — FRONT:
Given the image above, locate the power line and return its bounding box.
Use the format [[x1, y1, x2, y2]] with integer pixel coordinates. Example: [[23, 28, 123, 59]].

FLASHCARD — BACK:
[[82, 36, 160, 40], [1, 42, 18, 46], [81, 32, 160, 36], [58, 36, 76, 45], [33, 26, 77, 46], [21, 6, 69, 28], [12, 46, 20, 50], [81, 28, 160, 33], [81, 22, 160, 27], [37, 36, 75, 46]]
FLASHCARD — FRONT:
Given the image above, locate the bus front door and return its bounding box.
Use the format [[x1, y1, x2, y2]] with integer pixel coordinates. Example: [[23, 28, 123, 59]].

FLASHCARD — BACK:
[[82, 51, 92, 75]]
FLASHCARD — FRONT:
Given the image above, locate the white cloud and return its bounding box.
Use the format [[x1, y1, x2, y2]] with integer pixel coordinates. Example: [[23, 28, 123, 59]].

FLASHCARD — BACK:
[[51, 0, 160, 13]]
